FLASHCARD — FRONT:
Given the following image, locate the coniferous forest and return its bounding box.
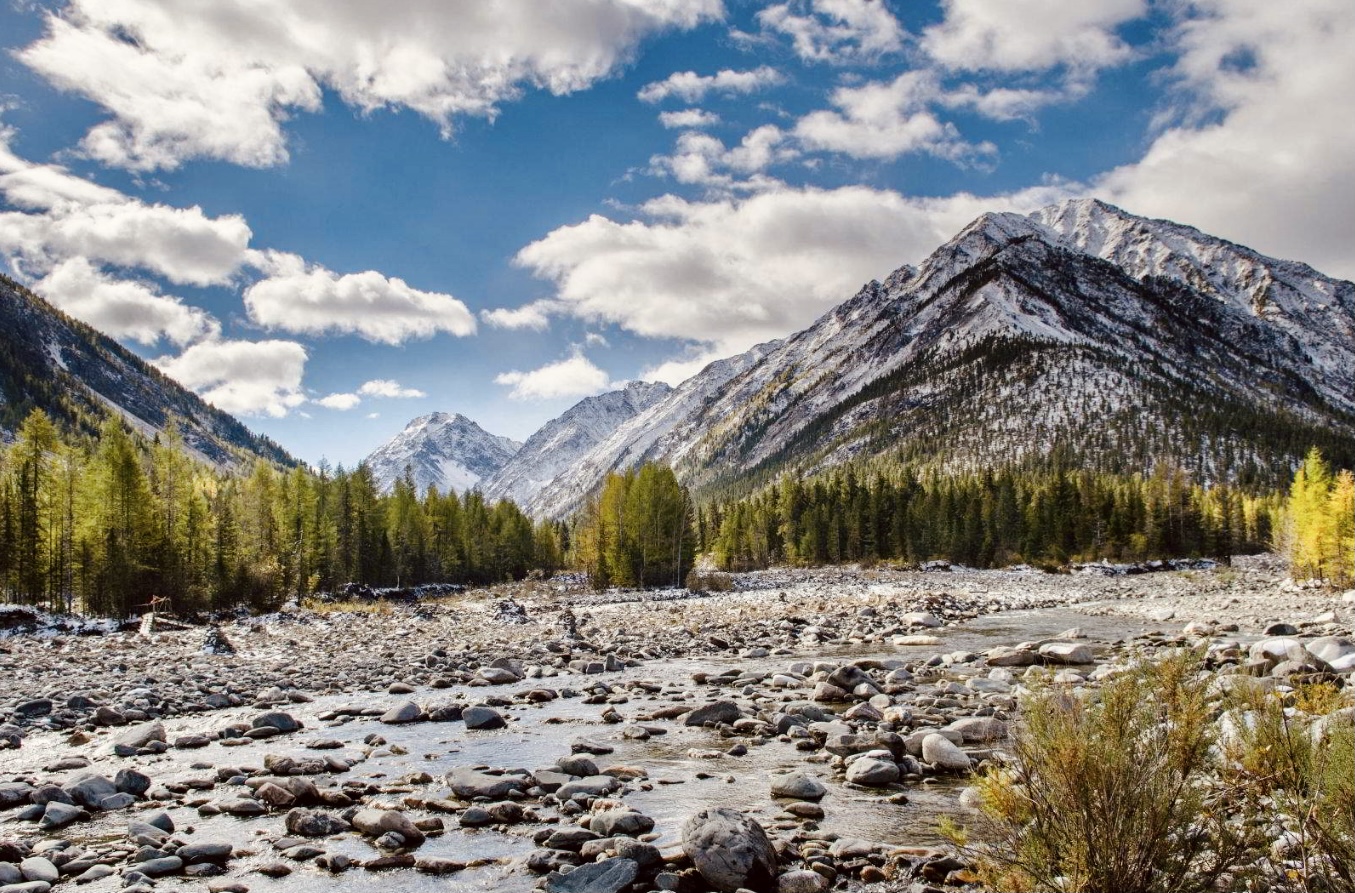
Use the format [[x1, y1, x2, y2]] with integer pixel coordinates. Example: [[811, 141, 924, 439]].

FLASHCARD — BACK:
[[0, 410, 563, 616], [698, 462, 1282, 572], [3, 405, 1351, 615]]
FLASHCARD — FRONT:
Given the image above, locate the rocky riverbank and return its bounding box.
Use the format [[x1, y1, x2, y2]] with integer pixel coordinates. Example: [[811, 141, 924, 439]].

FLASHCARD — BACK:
[[0, 557, 1351, 893]]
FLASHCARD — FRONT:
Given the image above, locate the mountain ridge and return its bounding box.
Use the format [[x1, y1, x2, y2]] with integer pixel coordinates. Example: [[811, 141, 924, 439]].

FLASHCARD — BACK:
[[0, 274, 294, 468]]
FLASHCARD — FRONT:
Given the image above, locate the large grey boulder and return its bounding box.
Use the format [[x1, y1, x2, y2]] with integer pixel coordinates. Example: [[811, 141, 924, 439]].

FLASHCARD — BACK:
[[682, 807, 778, 893], [845, 757, 899, 787], [545, 857, 638, 893], [769, 774, 826, 801], [921, 733, 972, 772], [447, 768, 529, 800], [683, 701, 743, 727], [1039, 642, 1094, 665]]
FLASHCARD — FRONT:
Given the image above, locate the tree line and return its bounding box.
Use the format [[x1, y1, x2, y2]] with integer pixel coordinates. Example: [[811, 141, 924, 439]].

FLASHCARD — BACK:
[[0, 409, 562, 616], [698, 463, 1281, 571]]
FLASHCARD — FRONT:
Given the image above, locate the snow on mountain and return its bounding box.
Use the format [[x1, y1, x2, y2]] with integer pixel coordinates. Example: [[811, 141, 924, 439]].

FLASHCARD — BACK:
[[523, 199, 1355, 517], [523, 344, 779, 519], [482, 380, 672, 508], [365, 412, 521, 495]]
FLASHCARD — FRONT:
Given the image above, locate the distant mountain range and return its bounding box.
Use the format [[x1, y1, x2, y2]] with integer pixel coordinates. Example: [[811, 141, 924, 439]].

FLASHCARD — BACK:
[[369, 199, 1355, 516], [0, 274, 293, 467]]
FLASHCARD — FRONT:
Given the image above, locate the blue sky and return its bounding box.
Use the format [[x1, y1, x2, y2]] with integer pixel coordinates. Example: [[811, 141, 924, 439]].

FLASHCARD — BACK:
[[1, 0, 1351, 467]]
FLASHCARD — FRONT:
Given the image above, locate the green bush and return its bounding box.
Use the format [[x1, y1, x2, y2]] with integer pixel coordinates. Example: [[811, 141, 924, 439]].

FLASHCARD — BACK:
[[950, 652, 1255, 893]]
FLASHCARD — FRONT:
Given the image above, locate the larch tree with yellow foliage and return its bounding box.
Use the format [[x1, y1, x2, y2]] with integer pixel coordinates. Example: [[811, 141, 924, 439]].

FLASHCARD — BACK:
[[1284, 448, 1355, 587]]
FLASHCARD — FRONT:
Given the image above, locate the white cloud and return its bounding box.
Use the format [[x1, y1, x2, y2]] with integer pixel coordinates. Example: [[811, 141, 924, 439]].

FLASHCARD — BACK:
[[939, 84, 1066, 121], [358, 379, 426, 399], [516, 182, 1070, 357], [1097, 0, 1355, 279], [154, 338, 308, 418], [33, 257, 219, 345], [638, 67, 784, 104], [316, 392, 361, 410], [650, 125, 794, 186], [480, 299, 560, 331], [245, 255, 476, 344], [922, 0, 1145, 73], [757, 0, 905, 64], [19, 0, 724, 171], [495, 352, 613, 400], [792, 71, 991, 161], [658, 108, 721, 129], [0, 128, 254, 288]]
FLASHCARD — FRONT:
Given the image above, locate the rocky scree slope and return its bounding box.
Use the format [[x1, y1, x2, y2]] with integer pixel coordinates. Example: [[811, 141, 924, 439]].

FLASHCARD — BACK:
[[0, 274, 293, 468], [527, 199, 1355, 516]]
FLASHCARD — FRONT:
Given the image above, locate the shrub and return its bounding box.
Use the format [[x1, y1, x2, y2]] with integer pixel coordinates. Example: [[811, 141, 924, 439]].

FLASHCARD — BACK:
[[1222, 684, 1355, 893], [950, 652, 1255, 893]]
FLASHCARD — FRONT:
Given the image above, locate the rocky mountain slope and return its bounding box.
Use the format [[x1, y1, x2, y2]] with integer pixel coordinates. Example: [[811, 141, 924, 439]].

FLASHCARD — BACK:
[[365, 412, 521, 495], [482, 380, 672, 507], [524, 199, 1355, 517], [0, 274, 293, 468]]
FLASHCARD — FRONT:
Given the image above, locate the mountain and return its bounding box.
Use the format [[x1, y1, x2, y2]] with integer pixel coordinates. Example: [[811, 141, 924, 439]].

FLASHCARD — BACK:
[[0, 274, 293, 467], [525, 199, 1355, 517], [482, 380, 672, 507], [365, 412, 521, 494]]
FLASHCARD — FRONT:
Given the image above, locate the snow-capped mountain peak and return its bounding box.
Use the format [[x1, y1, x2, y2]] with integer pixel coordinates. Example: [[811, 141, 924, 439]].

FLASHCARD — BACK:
[[364, 412, 521, 495]]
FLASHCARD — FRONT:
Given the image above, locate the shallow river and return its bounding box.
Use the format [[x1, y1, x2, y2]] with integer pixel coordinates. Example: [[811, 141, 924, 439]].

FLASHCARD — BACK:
[[2, 605, 1172, 893]]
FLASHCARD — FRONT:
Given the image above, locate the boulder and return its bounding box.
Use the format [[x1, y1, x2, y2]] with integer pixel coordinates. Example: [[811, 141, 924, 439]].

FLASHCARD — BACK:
[[284, 808, 351, 837], [769, 774, 826, 801], [252, 711, 302, 733], [380, 701, 422, 724], [683, 701, 743, 727], [1038, 642, 1094, 665], [682, 808, 778, 893], [351, 808, 426, 847], [545, 857, 639, 893], [446, 768, 529, 800], [462, 706, 506, 730], [921, 733, 972, 772], [845, 757, 899, 787]]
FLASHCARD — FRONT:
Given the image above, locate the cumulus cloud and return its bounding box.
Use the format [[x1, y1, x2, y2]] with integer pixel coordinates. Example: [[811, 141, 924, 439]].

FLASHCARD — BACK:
[[793, 71, 991, 161], [1097, 0, 1355, 279], [358, 379, 426, 398], [922, 0, 1145, 73], [245, 255, 476, 344], [0, 133, 253, 287], [756, 0, 906, 64], [515, 182, 1071, 358], [494, 352, 613, 400], [658, 108, 721, 129], [480, 299, 560, 331], [33, 257, 220, 346], [154, 338, 308, 418], [316, 392, 361, 410], [19, 0, 723, 171], [650, 125, 794, 186], [638, 67, 784, 104]]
